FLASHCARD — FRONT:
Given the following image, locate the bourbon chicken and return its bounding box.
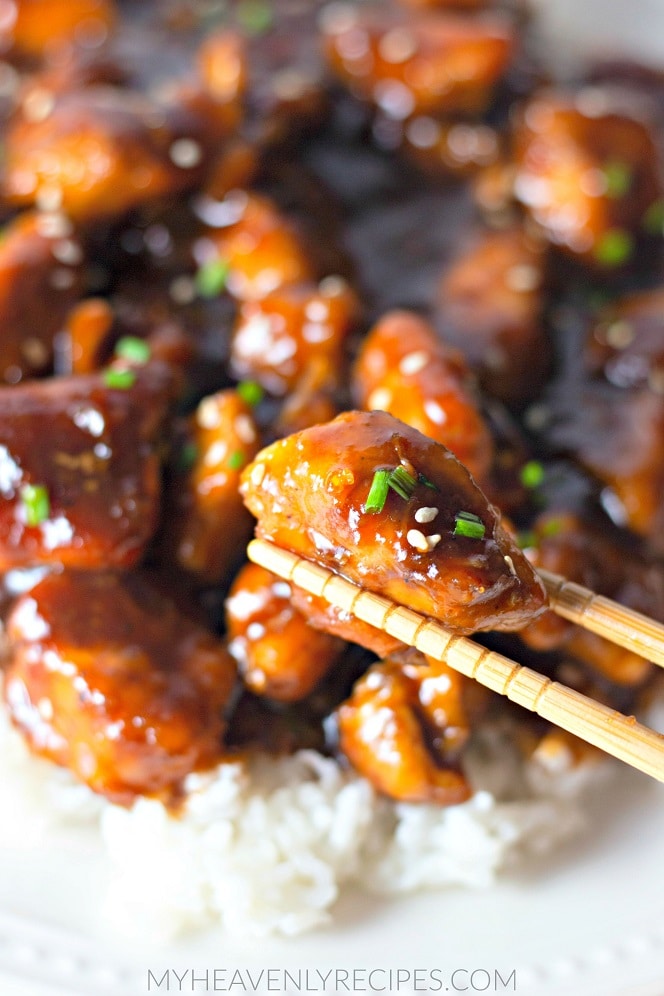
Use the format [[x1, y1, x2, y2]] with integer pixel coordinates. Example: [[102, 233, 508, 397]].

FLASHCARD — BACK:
[[0, 0, 662, 816]]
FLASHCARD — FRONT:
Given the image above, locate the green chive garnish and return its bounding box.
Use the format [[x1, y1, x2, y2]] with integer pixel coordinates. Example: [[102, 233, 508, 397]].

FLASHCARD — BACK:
[[603, 160, 632, 200], [453, 511, 485, 539], [387, 465, 417, 501], [20, 483, 50, 527], [418, 472, 439, 491], [364, 469, 390, 514], [103, 368, 136, 390], [237, 380, 264, 407], [541, 517, 563, 538], [236, 0, 273, 34], [228, 450, 246, 470], [195, 257, 230, 298], [114, 336, 151, 365], [520, 460, 545, 489], [593, 229, 634, 267], [517, 530, 537, 549]]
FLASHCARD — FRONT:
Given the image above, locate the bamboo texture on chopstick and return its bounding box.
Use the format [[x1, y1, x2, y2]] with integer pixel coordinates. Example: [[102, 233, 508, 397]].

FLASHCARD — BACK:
[[538, 568, 664, 667], [247, 538, 664, 784]]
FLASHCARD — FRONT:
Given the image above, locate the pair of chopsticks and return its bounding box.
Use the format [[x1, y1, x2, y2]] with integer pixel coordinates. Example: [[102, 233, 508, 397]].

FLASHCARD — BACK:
[[247, 538, 664, 783]]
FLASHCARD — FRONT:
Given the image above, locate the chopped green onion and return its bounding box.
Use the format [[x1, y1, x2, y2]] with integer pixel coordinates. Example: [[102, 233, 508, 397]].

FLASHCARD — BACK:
[[453, 511, 486, 539], [520, 460, 545, 489], [364, 469, 390, 514], [418, 472, 439, 491], [387, 465, 417, 501], [593, 229, 634, 267], [103, 367, 136, 390], [114, 336, 151, 365], [541, 517, 563, 538], [602, 160, 632, 199], [517, 530, 537, 549], [643, 198, 664, 236], [236, 0, 273, 34], [237, 380, 264, 407], [20, 483, 50, 527], [195, 257, 230, 298], [228, 450, 246, 471]]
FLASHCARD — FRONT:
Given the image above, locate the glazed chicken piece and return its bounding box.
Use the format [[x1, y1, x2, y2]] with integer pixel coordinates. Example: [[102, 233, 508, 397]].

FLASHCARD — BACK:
[[225, 562, 344, 701], [230, 276, 358, 396], [547, 381, 664, 550], [0, 211, 84, 384], [584, 287, 664, 390], [4, 571, 236, 804], [0, 362, 173, 570], [163, 389, 260, 584], [435, 226, 551, 406], [353, 310, 494, 483], [322, 5, 516, 118], [3, 83, 234, 221], [241, 410, 547, 633], [336, 649, 478, 804], [512, 88, 662, 267], [201, 192, 315, 302], [521, 510, 662, 685], [0, 0, 117, 60]]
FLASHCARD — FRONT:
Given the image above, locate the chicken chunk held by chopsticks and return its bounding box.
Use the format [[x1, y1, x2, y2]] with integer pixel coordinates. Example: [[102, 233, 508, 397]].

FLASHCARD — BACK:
[[240, 410, 547, 634]]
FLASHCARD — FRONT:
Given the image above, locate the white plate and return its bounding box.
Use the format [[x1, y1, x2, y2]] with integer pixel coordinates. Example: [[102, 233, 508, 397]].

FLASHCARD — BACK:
[[1, 765, 664, 996], [3, 3, 664, 995]]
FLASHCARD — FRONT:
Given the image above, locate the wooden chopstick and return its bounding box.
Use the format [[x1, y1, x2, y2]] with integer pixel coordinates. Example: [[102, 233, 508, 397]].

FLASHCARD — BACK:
[[247, 538, 664, 783], [538, 568, 664, 667]]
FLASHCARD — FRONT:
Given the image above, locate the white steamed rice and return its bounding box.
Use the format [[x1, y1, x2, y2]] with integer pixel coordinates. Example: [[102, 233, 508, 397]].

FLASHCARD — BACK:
[[0, 697, 608, 940]]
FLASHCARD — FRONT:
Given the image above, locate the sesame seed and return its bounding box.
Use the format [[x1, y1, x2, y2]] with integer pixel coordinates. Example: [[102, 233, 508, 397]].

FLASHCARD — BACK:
[[504, 554, 517, 576], [414, 506, 439, 524], [234, 414, 256, 444], [197, 397, 222, 429], [406, 528, 429, 552], [169, 138, 203, 169], [425, 534, 442, 551], [250, 462, 265, 486], [399, 350, 428, 376], [367, 387, 392, 412]]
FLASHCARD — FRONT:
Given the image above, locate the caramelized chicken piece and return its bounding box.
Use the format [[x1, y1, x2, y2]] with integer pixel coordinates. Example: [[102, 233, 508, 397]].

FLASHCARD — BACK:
[[4, 85, 230, 221], [353, 310, 494, 482], [230, 277, 358, 396], [435, 227, 551, 406], [60, 298, 115, 374], [585, 287, 664, 390], [225, 562, 344, 701], [164, 389, 260, 584], [203, 192, 315, 302], [547, 382, 664, 548], [512, 89, 662, 266], [0, 0, 116, 59], [4, 571, 236, 804], [0, 362, 173, 570], [322, 6, 516, 118], [0, 211, 84, 383], [241, 410, 547, 633], [521, 511, 662, 685], [402, 118, 501, 179], [336, 650, 473, 804]]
